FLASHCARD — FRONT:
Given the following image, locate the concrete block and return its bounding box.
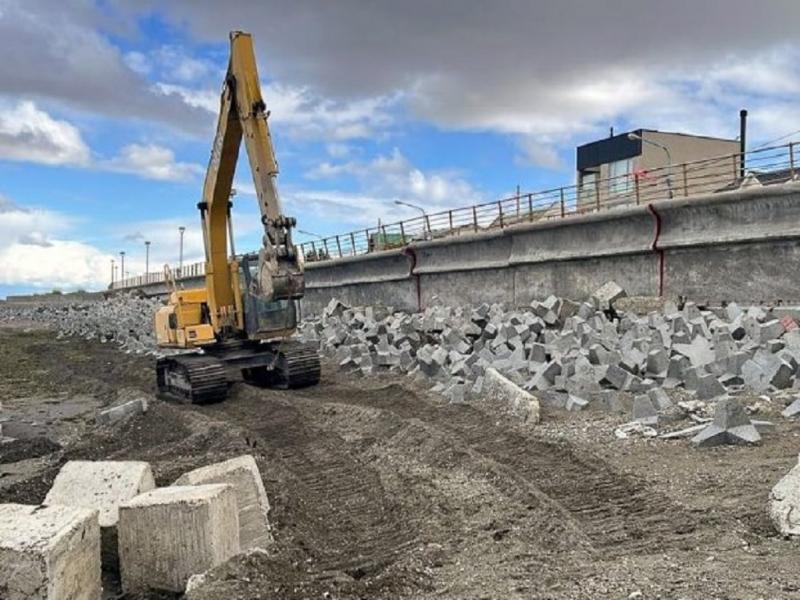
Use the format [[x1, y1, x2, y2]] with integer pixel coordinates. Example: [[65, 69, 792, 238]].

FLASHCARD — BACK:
[[96, 398, 147, 425], [592, 281, 627, 311], [782, 398, 800, 418], [759, 319, 785, 342], [0, 503, 101, 600], [692, 398, 761, 447], [646, 348, 669, 377], [566, 394, 588, 411], [173, 455, 273, 551], [632, 395, 658, 425], [44, 460, 155, 572], [45, 461, 155, 528], [695, 374, 727, 401], [482, 367, 540, 425], [601, 364, 630, 390], [769, 454, 800, 537], [118, 484, 240, 594], [648, 387, 673, 411]]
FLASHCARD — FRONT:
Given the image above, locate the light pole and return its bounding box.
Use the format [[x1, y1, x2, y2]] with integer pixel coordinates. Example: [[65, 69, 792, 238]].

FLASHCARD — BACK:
[[628, 132, 674, 199], [178, 226, 186, 276], [297, 229, 323, 239], [119, 251, 125, 283], [110, 258, 115, 286], [394, 200, 430, 240], [144, 240, 151, 275]]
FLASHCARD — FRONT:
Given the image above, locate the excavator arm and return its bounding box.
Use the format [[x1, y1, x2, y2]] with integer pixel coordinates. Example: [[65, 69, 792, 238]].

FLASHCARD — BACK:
[[200, 31, 304, 333]]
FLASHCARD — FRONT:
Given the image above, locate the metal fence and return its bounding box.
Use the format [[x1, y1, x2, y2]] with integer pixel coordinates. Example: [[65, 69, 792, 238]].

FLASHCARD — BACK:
[[112, 141, 798, 289], [297, 142, 798, 262]]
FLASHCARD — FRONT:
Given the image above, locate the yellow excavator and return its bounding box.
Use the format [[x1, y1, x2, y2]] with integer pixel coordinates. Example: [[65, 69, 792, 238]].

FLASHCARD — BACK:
[[154, 31, 320, 403]]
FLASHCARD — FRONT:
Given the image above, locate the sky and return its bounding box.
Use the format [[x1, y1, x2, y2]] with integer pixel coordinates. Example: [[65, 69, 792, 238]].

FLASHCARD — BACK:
[[2, 0, 800, 297]]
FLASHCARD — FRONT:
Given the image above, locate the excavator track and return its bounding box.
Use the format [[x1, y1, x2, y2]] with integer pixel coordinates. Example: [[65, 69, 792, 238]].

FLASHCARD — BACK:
[[156, 354, 229, 404], [243, 342, 321, 389], [277, 341, 321, 389]]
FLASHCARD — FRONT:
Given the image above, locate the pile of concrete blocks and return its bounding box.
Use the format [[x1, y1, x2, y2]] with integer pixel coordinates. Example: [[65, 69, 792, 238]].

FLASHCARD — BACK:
[[299, 288, 800, 414], [0, 454, 272, 597], [0, 293, 165, 356]]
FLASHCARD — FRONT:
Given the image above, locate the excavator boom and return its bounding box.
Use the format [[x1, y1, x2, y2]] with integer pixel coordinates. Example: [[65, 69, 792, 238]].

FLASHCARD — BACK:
[[200, 31, 304, 333]]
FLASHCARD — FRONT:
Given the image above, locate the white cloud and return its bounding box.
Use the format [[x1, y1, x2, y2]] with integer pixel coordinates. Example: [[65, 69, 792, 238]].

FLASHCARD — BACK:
[[0, 195, 111, 291], [155, 81, 398, 141], [103, 143, 203, 182], [0, 101, 90, 166]]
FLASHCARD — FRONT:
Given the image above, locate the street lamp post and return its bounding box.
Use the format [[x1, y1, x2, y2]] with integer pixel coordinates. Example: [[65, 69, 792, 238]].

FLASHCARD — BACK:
[[110, 258, 115, 286], [628, 132, 674, 199], [178, 226, 186, 276], [144, 240, 151, 275], [119, 251, 126, 284], [394, 200, 430, 240]]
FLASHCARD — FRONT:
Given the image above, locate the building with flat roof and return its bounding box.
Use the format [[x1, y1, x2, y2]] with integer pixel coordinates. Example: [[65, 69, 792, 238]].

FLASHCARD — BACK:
[[576, 129, 740, 210]]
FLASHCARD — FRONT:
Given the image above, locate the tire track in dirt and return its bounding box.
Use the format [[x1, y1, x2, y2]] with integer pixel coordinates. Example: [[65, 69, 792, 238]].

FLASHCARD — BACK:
[[203, 392, 422, 584], [296, 381, 709, 559]]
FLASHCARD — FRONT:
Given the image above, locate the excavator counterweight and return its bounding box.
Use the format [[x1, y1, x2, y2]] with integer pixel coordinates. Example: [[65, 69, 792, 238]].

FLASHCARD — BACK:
[[153, 31, 320, 402]]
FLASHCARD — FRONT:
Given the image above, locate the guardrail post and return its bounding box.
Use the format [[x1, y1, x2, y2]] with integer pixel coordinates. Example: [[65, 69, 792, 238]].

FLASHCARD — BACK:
[[528, 194, 534, 221], [310, 241, 317, 259], [349, 232, 356, 255], [399, 220, 406, 244], [448, 210, 453, 233], [791, 142, 796, 179], [634, 174, 641, 205], [364, 229, 370, 253], [682, 163, 689, 197], [560, 188, 565, 217], [497, 201, 504, 228], [472, 206, 478, 232], [424, 214, 432, 237], [335, 235, 342, 257]]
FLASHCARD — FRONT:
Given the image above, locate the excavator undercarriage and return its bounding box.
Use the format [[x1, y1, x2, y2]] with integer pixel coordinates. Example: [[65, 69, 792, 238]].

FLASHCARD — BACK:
[[156, 340, 320, 404]]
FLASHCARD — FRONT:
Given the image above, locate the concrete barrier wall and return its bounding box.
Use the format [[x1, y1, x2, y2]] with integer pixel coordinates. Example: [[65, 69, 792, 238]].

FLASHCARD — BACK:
[[124, 184, 800, 314]]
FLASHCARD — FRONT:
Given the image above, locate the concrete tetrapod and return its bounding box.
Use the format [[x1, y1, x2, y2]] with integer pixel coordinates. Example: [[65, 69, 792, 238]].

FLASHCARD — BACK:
[[691, 397, 761, 447]]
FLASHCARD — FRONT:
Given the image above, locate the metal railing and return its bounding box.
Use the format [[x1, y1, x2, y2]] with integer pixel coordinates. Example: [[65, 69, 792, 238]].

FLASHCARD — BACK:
[[111, 141, 798, 289], [297, 142, 798, 262]]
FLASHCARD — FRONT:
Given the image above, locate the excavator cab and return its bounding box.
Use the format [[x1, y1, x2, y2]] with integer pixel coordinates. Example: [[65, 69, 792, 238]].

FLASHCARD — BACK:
[[239, 253, 298, 339]]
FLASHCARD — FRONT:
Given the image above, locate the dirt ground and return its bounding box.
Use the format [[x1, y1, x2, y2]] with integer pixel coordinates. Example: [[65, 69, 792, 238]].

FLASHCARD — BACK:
[[2, 324, 800, 599]]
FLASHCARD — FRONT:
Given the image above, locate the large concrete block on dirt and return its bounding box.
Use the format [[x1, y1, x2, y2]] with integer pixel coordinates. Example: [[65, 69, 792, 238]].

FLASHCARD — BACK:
[[45, 460, 155, 528], [0, 503, 101, 600], [482, 367, 540, 425], [769, 454, 800, 537], [118, 484, 240, 594], [173, 455, 273, 550]]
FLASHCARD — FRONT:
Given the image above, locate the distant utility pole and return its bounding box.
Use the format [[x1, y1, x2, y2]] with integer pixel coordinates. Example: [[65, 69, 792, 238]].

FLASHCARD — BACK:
[[144, 240, 151, 274], [178, 226, 186, 276], [119, 251, 126, 283], [110, 258, 115, 286]]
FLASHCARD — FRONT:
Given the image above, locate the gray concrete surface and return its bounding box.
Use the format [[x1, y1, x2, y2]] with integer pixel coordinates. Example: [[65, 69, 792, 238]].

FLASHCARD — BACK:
[[173, 455, 273, 550], [110, 184, 800, 311], [0, 503, 100, 600], [117, 484, 240, 594]]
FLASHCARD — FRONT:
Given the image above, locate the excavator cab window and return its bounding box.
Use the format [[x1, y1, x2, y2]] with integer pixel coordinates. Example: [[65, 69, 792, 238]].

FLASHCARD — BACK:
[[239, 254, 297, 337]]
